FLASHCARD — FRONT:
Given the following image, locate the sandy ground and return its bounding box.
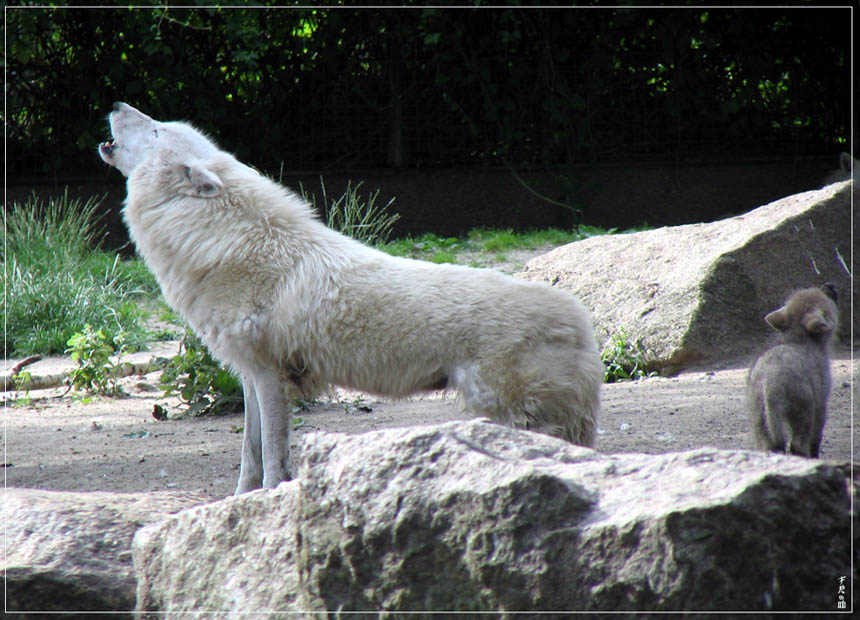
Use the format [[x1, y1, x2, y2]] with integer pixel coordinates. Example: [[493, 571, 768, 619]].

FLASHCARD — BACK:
[[3, 341, 854, 499]]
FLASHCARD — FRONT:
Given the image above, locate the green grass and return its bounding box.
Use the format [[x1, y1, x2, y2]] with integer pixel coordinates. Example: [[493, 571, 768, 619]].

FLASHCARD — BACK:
[[301, 178, 400, 247], [379, 226, 636, 263], [471, 228, 520, 252], [383, 233, 463, 259], [3, 190, 160, 357]]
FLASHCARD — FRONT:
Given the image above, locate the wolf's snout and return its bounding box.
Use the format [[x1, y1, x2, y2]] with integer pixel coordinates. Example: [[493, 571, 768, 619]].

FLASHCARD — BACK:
[[99, 141, 117, 162]]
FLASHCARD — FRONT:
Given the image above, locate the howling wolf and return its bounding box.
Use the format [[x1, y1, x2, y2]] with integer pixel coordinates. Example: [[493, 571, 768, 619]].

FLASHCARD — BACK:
[[99, 103, 603, 493]]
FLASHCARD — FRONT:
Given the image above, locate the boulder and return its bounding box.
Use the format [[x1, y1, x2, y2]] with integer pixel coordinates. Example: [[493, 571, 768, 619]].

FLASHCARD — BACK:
[[3, 488, 210, 617], [133, 420, 853, 615], [133, 481, 303, 615], [517, 181, 854, 371]]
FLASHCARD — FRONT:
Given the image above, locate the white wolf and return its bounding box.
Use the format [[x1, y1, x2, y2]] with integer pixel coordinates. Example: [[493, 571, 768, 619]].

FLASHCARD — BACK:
[[99, 102, 603, 494]]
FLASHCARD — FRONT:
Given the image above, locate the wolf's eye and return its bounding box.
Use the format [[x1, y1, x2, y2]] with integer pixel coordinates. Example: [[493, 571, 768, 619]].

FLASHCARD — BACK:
[[153, 128, 159, 138]]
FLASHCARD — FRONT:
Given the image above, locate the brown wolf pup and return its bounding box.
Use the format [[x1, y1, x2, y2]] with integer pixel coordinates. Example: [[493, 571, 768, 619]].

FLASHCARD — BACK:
[[746, 285, 838, 457]]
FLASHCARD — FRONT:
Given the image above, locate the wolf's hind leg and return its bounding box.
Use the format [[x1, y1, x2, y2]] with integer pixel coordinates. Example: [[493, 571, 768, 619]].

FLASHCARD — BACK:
[[513, 345, 601, 447]]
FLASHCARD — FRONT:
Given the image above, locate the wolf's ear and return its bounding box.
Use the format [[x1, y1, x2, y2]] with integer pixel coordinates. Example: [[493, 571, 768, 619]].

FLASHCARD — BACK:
[[178, 162, 223, 198], [764, 307, 789, 331]]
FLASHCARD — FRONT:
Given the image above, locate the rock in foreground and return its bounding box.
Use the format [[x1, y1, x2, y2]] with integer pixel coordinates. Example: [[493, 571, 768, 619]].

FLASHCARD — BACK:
[[3, 488, 210, 616], [133, 420, 852, 615]]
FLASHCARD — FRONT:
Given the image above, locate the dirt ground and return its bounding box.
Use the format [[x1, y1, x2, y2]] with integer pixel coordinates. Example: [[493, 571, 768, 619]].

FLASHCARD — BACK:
[[3, 340, 855, 500]]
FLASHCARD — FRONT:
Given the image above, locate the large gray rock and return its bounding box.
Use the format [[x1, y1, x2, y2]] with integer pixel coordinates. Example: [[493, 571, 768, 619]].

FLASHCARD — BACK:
[[133, 420, 852, 615], [133, 481, 302, 615], [518, 181, 854, 371], [3, 488, 210, 617]]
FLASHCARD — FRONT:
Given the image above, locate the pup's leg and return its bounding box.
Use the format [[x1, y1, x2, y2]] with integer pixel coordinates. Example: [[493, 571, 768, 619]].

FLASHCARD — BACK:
[[254, 367, 293, 489], [749, 400, 775, 451], [235, 375, 263, 494], [809, 404, 827, 458], [762, 394, 788, 453], [747, 375, 787, 453], [787, 406, 817, 458]]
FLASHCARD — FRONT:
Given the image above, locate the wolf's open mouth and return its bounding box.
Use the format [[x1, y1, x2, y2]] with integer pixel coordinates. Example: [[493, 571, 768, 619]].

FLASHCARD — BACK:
[[99, 139, 117, 159]]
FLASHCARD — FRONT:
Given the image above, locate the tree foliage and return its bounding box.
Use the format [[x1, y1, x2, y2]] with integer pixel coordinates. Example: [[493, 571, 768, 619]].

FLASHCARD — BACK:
[[6, 4, 852, 178]]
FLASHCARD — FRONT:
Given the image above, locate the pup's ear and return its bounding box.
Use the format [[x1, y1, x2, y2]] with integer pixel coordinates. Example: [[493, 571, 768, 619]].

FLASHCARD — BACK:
[[801, 308, 834, 335], [820, 283, 838, 303], [178, 162, 223, 198], [764, 307, 789, 331]]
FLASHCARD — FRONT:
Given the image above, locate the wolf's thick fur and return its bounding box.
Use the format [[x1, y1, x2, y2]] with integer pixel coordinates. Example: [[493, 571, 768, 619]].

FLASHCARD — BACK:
[[99, 103, 603, 493], [746, 286, 837, 458]]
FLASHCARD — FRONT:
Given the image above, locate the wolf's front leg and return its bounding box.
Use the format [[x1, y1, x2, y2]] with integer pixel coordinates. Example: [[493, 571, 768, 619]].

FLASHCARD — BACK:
[[235, 375, 263, 494], [254, 367, 293, 489]]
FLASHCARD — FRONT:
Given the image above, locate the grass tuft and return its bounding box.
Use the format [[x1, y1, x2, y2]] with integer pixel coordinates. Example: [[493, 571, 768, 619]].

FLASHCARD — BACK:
[[300, 178, 400, 246], [3, 191, 158, 357]]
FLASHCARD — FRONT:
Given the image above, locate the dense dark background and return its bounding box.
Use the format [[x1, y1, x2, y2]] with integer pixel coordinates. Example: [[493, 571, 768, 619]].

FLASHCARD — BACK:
[[5, 3, 855, 242]]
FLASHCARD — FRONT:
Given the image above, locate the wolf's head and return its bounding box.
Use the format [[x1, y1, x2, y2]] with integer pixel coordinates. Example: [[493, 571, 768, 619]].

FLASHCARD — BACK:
[[99, 102, 223, 197], [764, 286, 838, 344]]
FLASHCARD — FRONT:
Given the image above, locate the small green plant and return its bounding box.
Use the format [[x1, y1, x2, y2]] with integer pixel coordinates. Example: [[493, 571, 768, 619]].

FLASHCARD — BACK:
[[13, 370, 33, 392], [65, 324, 126, 396], [601, 327, 656, 383], [9, 370, 33, 407], [300, 178, 400, 246], [158, 328, 243, 417], [343, 396, 373, 415]]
